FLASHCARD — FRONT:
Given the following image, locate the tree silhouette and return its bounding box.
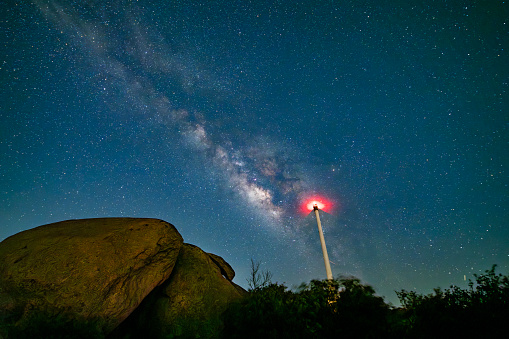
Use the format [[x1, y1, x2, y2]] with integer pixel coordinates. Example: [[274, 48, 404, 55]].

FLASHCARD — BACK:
[[222, 276, 392, 338], [246, 258, 273, 290], [396, 265, 509, 338]]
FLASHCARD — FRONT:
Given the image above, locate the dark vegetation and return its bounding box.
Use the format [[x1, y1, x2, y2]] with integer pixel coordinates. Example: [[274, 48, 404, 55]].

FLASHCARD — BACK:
[[0, 307, 105, 339], [395, 265, 509, 338], [222, 277, 389, 338], [222, 264, 509, 338], [1, 265, 507, 338]]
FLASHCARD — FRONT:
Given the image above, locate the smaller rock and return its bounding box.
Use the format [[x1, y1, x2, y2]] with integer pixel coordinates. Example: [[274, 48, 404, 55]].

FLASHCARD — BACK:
[[114, 243, 247, 339], [207, 252, 235, 281]]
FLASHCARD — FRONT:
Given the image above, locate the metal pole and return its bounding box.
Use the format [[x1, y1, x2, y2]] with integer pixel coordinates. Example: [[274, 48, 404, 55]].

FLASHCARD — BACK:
[[314, 205, 333, 280]]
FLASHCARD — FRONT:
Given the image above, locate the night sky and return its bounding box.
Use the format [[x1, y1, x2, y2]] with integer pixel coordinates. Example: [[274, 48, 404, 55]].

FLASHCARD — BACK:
[[1, 0, 508, 304]]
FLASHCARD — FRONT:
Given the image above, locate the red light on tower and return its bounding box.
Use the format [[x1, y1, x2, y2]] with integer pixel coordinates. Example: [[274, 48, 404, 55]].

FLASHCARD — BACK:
[[306, 200, 325, 211], [301, 195, 334, 280], [301, 196, 332, 214]]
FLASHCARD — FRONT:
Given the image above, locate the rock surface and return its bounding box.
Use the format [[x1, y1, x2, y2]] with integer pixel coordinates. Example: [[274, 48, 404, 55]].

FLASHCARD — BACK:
[[112, 243, 247, 338], [207, 252, 236, 281], [0, 218, 183, 334]]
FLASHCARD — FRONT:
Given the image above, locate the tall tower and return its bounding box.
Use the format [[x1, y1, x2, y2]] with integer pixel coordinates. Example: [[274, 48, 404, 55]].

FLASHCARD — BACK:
[[314, 204, 333, 280]]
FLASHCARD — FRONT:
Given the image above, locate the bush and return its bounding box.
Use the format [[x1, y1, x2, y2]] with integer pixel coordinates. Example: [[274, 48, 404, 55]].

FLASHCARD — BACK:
[[222, 277, 392, 338], [0, 308, 105, 339], [224, 265, 509, 338], [396, 265, 509, 338]]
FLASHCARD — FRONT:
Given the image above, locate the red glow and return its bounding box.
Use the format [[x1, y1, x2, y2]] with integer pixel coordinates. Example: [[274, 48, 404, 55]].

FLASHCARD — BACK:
[[300, 196, 334, 214], [307, 200, 325, 211]]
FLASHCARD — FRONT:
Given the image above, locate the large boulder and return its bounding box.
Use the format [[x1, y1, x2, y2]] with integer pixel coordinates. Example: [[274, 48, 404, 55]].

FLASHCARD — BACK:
[[112, 243, 247, 338], [0, 218, 183, 335]]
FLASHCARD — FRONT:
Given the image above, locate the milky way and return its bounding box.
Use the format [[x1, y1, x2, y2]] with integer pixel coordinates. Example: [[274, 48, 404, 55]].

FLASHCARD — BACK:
[[33, 0, 320, 230], [2, 0, 507, 304]]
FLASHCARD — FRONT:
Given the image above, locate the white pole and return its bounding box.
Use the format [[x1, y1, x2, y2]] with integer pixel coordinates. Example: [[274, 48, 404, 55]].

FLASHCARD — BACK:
[[314, 205, 333, 280]]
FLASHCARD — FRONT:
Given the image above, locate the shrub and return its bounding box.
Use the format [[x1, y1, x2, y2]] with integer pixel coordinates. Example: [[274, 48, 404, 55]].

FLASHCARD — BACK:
[[396, 265, 509, 338], [0, 308, 105, 339], [222, 277, 392, 338]]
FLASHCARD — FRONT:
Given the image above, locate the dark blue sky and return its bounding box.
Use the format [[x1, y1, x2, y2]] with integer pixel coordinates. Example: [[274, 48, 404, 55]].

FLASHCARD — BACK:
[[1, 0, 507, 304]]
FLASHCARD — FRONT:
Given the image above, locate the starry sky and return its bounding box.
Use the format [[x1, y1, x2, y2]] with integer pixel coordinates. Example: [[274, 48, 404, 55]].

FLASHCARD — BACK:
[[1, 0, 508, 304]]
